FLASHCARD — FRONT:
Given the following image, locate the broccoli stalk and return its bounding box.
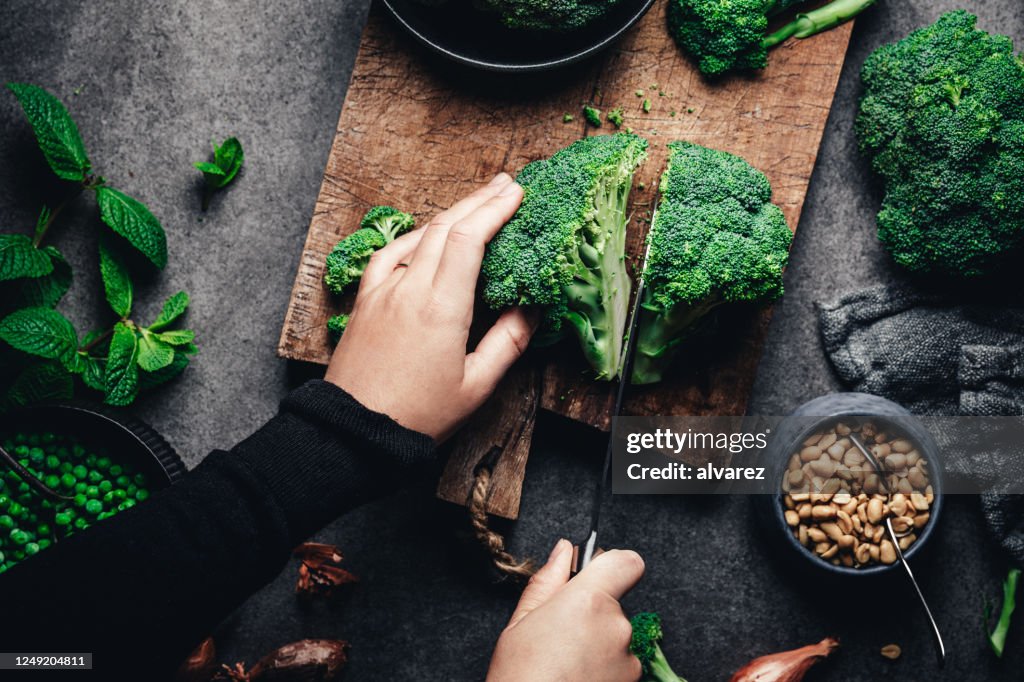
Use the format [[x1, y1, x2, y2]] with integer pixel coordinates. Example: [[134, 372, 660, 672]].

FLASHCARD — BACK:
[[669, 0, 877, 77], [630, 613, 686, 682], [323, 206, 414, 294], [482, 133, 647, 380], [632, 142, 791, 385]]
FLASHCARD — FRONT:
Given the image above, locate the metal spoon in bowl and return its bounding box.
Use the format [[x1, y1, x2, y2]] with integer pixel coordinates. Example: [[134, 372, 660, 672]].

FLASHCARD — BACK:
[[848, 432, 946, 665]]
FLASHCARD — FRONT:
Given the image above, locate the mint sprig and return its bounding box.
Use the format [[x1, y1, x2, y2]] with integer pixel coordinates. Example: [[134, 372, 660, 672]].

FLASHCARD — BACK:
[[0, 83, 198, 409], [195, 136, 244, 209]]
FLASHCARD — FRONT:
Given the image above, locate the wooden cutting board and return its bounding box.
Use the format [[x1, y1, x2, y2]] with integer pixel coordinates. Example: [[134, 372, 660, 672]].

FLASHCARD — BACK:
[[278, 0, 854, 518]]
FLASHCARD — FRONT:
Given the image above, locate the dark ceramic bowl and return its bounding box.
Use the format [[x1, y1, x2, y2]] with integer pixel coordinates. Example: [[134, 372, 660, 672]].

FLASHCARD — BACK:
[[380, 0, 657, 72], [757, 393, 943, 578], [0, 403, 185, 490]]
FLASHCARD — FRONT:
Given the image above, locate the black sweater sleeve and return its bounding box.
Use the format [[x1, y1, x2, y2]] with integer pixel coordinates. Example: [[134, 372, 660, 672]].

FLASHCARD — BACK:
[[0, 380, 435, 677]]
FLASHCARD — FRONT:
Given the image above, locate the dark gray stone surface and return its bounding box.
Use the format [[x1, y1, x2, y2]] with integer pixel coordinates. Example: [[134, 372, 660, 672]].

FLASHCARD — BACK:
[[1, 0, 1022, 679]]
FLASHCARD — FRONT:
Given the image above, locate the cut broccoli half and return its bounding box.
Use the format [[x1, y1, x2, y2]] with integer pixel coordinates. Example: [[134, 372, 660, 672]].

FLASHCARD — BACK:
[[630, 613, 687, 682], [632, 141, 791, 385], [482, 132, 648, 380], [669, 0, 877, 77], [323, 206, 415, 294]]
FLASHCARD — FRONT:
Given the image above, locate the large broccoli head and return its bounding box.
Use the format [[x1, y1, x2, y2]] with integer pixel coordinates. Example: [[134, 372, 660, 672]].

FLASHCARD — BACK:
[[481, 0, 624, 32], [482, 132, 648, 380], [633, 141, 791, 385], [669, 0, 875, 77], [629, 612, 687, 682], [856, 10, 1024, 277]]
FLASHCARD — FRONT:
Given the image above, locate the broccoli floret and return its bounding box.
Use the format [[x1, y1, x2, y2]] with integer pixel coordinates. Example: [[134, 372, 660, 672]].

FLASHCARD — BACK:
[[583, 106, 602, 127], [630, 613, 687, 682], [482, 133, 648, 380], [642, 98, 652, 113], [327, 314, 350, 344], [669, 0, 876, 77], [481, 0, 624, 32], [632, 141, 791, 385], [563, 113, 575, 123], [607, 107, 625, 128], [323, 206, 415, 294], [856, 11, 1024, 278]]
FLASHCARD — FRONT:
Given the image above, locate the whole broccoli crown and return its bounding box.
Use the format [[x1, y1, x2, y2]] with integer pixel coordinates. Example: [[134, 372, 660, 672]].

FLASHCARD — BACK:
[[629, 612, 664, 667], [323, 228, 387, 294], [856, 10, 1024, 276], [327, 313, 350, 343], [668, 0, 800, 76], [481, 133, 648, 326], [360, 205, 415, 242], [482, 0, 623, 32], [645, 141, 791, 310]]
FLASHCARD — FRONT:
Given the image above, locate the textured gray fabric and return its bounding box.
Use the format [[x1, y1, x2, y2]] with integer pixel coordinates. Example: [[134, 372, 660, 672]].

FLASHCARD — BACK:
[[820, 284, 1024, 564]]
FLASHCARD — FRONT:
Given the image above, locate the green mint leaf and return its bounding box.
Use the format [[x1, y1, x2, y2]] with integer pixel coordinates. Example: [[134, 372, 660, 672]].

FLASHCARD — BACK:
[[6, 83, 90, 181], [6, 246, 72, 310], [79, 355, 106, 392], [98, 235, 133, 318], [155, 329, 195, 346], [137, 330, 175, 372], [0, 307, 78, 370], [103, 322, 139, 406], [138, 350, 189, 391], [148, 291, 189, 331], [194, 161, 226, 176], [95, 186, 168, 269], [2, 360, 73, 410], [0, 234, 53, 281], [212, 137, 244, 185]]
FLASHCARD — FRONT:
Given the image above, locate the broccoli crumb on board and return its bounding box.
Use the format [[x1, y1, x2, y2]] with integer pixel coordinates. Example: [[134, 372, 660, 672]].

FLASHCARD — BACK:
[[606, 107, 625, 128], [563, 113, 574, 123], [635, 89, 644, 97], [582, 105, 602, 127], [687, 107, 694, 113], [642, 98, 652, 113]]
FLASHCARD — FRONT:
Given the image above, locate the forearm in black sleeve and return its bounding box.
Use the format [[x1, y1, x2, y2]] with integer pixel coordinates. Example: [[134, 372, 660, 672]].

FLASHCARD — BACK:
[[0, 380, 434, 676]]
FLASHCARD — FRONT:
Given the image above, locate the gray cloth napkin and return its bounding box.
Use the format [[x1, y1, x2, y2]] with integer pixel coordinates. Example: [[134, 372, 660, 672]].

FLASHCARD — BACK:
[[819, 284, 1024, 565]]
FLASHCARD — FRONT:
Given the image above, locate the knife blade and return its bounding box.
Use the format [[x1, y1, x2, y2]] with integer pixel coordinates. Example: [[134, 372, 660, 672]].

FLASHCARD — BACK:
[[573, 238, 653, 573]]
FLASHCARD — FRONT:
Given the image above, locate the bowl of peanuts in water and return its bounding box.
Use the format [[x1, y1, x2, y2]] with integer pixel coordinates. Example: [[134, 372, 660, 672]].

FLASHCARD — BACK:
[[766, 392, 942, 577]]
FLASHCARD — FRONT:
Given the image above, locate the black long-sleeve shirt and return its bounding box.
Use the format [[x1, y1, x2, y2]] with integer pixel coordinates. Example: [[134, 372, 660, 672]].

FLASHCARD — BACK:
[[0, 380, 434, 678]]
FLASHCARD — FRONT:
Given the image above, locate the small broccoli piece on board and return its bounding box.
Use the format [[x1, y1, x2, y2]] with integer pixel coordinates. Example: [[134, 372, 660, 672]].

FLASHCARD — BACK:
[[630, 613, 687, 682], [323, 206, 415, 294], [669, 0, 876, 77], [482, 133, 648, 380], [327, 314, 350, 344], [633, 141, 791, 385], [583, 106, 602, 127], [856, 11, 1024, 277]]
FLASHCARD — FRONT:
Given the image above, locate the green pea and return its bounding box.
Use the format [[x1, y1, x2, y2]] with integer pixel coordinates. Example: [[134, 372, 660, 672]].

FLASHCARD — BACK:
[[10, 529, 28, 545], [45, 455, 60, 470], [60, 473, 76, 489], [54, 512, 71, 527], [126, 484, 138, 497], [0, 495, 9, 509], [87, 470, 103, 484], [41, 432, 55, 444], [73, 517, 89, 530], [85, 454, 97, 467], [98, 480, 113, 494], [84, 499, 102, 515], [44, 475, 61, 490], [11, 549, 25, 561], [28, 448, 45, 466], [0, 550, 4, 563], [86, 486, 99, 499], [108, 464, 123, 477], [16, 482, 29, 495], [96, 456, 111, 471], [136, 489, 149, 502], [74, 482, 87, 495], [0, 516, 13, 530], [73, 494, 87, 507], [13, 445, 28, 457], [133, 473, 148, 486], [37, 538, 50, 550], [24, 542, 39, 556], [116, 475, 130, 488], [59, 462, 72, 474], [103, 490, 127, 504], [72, 465, 87, 480], [36, 523, 50, 537], [7, 502, 23, 517]]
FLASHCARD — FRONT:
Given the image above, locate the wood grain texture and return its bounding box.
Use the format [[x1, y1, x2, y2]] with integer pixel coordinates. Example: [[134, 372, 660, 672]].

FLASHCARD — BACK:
[[278, 0, 854, 517]]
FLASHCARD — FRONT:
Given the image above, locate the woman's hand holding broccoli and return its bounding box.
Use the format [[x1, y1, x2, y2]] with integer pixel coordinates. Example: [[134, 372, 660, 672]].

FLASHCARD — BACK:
[[325, 173, 535, 442]]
